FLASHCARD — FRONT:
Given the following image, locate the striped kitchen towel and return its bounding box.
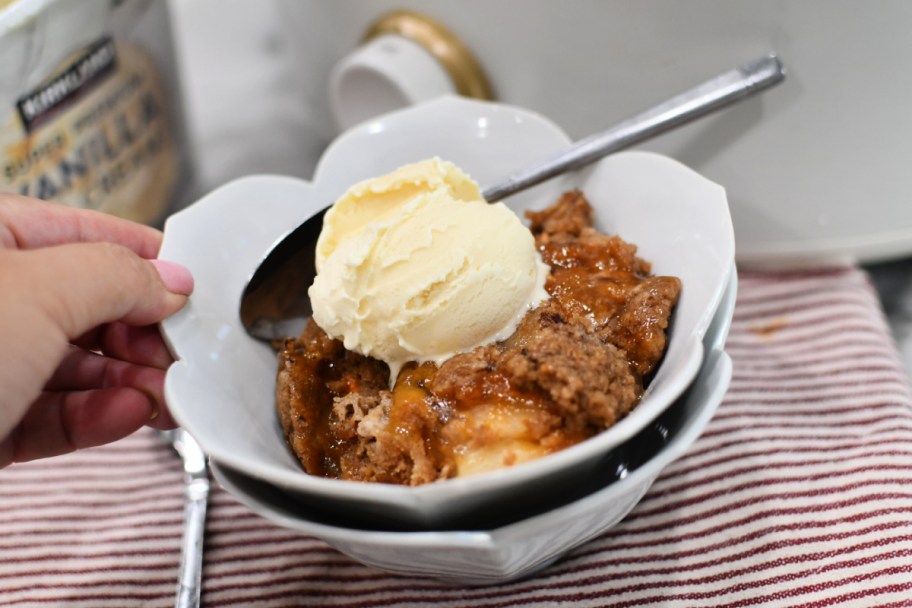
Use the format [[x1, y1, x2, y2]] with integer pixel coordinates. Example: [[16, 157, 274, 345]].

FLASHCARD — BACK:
[[2, 266, 911, 607]]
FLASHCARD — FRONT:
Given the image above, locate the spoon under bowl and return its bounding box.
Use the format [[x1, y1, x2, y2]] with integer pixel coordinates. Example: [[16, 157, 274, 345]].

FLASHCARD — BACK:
[[240, 54, 785, 342]]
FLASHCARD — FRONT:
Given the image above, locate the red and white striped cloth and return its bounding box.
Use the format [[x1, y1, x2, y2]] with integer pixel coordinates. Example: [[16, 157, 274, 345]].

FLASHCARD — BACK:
[[2, 266, 912, 607]]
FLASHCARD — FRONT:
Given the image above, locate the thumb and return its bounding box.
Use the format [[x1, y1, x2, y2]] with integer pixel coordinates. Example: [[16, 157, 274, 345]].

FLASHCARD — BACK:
[[19, 243, 193, 339]]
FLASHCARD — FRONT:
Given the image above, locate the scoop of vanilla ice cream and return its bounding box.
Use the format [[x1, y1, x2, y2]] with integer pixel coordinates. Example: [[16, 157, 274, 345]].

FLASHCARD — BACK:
[[309, 158, 550, 380]]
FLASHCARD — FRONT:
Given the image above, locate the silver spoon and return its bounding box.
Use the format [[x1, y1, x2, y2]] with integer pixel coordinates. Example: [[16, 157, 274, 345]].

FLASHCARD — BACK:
[[240, 54, 785, 342]]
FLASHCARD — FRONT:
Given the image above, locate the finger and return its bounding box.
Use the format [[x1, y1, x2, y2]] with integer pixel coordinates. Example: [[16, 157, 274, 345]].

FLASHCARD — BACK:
[[45, 346, 164, 393], [42, 347, 178, 430], [4, 388, 155, 464], [145, 403, 178, 431], [0, 194, 162, 257], [74, 323, 174, 369], [44, 348, 179, 430], [12, 243, 193, 339]]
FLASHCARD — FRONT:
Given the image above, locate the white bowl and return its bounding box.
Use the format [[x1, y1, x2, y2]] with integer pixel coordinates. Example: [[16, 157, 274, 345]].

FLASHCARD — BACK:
[[211, 341, 732, 585], [160, 95, 734, 528]]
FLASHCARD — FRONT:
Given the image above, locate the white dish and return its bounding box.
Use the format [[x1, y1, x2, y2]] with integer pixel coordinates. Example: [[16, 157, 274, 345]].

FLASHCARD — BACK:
[[211, 347, 732, 585], [160, 95, 734, 528]]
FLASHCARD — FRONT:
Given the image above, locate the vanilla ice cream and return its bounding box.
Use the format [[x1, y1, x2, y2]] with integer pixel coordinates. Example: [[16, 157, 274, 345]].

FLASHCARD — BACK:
[[309, 158, 550, 380]]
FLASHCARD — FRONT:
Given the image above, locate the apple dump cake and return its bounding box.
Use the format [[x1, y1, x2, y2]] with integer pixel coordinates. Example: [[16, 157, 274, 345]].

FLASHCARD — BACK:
[[276, 178, 680, 485]]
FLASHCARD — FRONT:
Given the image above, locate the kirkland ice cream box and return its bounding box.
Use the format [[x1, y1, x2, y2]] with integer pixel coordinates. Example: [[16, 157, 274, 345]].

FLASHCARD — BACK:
[[0, 0, 192, 225]]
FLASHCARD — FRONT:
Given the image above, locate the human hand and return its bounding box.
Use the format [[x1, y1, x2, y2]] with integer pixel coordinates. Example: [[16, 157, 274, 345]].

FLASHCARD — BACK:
[[0, 194, 193, 467]]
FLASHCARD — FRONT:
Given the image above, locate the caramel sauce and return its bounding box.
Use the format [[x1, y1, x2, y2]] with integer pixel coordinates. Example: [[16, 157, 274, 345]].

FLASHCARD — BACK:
[[540, 236, 648, 333], [388, 361, 554, 477]]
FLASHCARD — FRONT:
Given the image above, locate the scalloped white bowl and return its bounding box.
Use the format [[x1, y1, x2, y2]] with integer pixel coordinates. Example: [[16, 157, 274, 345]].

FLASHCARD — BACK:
[[160, 95, 734, 529]]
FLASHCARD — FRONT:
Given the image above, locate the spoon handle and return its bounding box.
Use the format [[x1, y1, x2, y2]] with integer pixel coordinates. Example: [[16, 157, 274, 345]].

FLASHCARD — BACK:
[[171, 429, 209, 608], [481, 54, 785, 202]]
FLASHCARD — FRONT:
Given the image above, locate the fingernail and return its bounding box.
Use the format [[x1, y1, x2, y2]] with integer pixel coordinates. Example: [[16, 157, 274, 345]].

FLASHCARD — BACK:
[[151, 259, 194, 295]]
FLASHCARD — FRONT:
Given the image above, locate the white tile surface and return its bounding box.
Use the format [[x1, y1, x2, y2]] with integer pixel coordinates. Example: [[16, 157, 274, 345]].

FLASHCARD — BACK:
[[167, 0, 330, 195]]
